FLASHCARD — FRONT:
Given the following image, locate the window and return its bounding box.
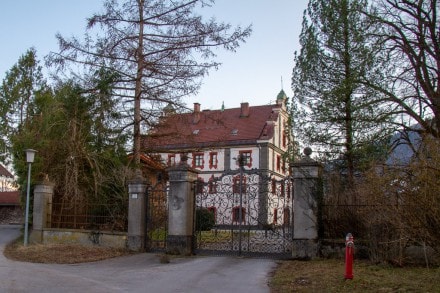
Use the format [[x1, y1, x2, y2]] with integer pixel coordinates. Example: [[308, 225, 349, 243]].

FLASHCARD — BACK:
[[280, 181, 285, 197], [232, 207, 246, 223], [276, 155, 281, 171], [238, 150, 252, 168], [283, 208, 290, 226], [167, 154, 176, 166], [208, 176, 217, 194], [273, 208, 278, 225], [209, 152, 218, 169], [271, 179, 276, 194], [192, 152, 204, 169], [283, 132, 287, 148], [233, 175, 246, 194], [196, 178, 204, 194]]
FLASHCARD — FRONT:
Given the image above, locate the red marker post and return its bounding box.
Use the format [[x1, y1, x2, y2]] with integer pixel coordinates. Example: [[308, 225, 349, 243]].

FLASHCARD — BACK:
[[345, 233, 354, 280]]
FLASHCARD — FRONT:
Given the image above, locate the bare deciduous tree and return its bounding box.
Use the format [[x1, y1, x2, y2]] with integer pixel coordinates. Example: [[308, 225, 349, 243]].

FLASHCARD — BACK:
[[47, 0, 252, 166], [362, 0, 440, 137]]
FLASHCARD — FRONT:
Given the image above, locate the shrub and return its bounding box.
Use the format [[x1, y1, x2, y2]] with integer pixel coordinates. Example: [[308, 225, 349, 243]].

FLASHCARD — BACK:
[[196, 208, 215, 231]]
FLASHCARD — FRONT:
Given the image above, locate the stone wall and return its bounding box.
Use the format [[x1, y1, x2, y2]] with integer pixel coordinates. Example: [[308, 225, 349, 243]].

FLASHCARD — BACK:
[[41, 228, 127, 249]]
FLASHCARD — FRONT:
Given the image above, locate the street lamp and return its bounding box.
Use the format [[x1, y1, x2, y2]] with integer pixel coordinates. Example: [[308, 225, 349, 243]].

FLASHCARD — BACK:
[[24, 149, 37, 246]]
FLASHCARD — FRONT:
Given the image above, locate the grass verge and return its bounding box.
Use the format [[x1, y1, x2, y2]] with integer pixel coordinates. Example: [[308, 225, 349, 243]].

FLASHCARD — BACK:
[[269, 258, 440, 292], [4, 237, 129, 264]]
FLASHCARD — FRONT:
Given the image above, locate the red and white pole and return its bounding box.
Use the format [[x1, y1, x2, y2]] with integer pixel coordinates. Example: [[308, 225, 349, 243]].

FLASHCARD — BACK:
[[345, 233, 354, 280]]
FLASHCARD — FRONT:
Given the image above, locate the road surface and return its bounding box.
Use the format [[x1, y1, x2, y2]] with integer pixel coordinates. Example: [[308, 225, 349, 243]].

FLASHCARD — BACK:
[[0, 225, 276, 292]]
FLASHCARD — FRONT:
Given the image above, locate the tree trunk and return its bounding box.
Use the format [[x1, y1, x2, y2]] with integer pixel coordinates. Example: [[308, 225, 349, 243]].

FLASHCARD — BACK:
[[133, 0, 145, 167]]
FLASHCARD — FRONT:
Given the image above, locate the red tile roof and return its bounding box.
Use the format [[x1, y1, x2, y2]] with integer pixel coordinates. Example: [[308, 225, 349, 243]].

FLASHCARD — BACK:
[[0, 191, 20, 206], [143, 103, 281, 151]]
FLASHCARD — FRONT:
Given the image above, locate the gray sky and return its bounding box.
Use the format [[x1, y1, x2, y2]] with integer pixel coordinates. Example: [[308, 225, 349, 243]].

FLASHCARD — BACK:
[[0, 0, 308, 110]]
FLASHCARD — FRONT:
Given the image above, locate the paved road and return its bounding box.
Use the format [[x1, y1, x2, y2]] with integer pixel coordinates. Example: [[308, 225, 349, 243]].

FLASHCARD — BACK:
[[0, 225, 276, 292]]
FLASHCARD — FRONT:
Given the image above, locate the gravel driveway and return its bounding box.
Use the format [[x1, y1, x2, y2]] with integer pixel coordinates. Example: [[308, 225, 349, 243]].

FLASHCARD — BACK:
[[0, 225, 276, 293]]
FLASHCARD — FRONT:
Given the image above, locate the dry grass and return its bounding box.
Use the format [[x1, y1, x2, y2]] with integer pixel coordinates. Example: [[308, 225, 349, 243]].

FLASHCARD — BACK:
[[4, 238, 129, 264], [270, 258, 440, 292]]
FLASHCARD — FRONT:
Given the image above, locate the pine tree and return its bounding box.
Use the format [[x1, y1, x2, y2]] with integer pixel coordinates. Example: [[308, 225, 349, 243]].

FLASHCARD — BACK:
[[291, 0, 392, 180]]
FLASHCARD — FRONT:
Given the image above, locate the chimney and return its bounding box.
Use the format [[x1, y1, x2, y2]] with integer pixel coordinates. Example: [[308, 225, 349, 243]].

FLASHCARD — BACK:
[[194, 103, 201, 113], [193, 102, 201, 124], [240, 102, 250, 117]]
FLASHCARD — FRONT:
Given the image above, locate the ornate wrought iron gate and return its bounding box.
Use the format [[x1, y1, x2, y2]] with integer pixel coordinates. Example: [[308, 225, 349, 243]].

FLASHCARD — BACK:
[[195, 170, 293, 258], [146, 182, 168, 251]]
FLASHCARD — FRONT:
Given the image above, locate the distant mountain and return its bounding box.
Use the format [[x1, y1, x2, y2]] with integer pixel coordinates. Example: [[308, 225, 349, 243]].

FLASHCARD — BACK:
[[386, 125, 423, 166]]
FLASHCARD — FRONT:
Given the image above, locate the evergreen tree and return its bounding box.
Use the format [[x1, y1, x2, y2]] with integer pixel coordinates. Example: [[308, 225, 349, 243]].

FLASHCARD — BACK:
[[1, 51, 128, 204], [291, 0, 392, 180], [0, 48, 48, 164], [11, 80, 129, 204]]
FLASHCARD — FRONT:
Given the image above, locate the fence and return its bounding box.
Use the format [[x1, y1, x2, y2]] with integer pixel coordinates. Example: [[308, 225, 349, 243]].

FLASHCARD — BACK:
[[50, 201, 128, 232]]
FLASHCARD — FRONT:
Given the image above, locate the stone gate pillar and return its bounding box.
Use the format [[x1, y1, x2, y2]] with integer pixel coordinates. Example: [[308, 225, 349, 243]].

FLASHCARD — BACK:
[[30, 181, 54, 243], [166, 155, 199, 255], [291, 147, 322, 259], [127, 171, 148, 251]]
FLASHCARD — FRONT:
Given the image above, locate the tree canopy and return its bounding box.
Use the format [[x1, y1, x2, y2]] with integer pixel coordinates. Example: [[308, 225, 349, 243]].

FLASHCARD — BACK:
[[291, 0, 392, 178], [0, 48, 49, 165], [361, 0, 440, 138], [47, 0, 252, 166]]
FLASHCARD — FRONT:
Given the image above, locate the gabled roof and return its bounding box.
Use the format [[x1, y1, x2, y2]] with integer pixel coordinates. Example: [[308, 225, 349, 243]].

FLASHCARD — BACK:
[[143, 102, 283, 151], [0, 164, 13, 178]]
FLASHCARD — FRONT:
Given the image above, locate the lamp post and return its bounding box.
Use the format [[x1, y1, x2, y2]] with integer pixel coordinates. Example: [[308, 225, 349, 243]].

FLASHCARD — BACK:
[[24, 149, 37, 246]]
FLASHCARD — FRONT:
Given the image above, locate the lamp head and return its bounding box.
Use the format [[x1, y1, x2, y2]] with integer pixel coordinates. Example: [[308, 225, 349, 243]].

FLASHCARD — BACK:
[[25, 149, 37, 163]]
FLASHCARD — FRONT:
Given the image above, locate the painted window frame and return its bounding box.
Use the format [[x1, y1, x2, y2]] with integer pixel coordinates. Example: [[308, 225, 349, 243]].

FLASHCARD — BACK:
[[273, 208, 278, 225], [233, 175, 246, 194], [276, 155, 281, 171], [167, 154, 176, 166], [208, 176, 217, 194], [196, 177, 204, 194], [232, 206, 246, 223], [192, 152, 205, 169], [283, 208, 290, 226], [209, 152, 218, 169], [238, 150, 252, 168]]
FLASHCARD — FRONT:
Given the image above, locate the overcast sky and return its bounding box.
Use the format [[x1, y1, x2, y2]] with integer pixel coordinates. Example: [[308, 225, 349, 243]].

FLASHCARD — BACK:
[[0, 0, 308, 110]]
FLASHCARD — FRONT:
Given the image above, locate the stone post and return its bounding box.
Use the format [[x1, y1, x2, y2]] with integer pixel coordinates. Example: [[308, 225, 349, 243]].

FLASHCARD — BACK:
[[127, 171, 148, 251], [30, 182, 54, 243], [166, 155, 199, 255], [291, 147, 322, 259]]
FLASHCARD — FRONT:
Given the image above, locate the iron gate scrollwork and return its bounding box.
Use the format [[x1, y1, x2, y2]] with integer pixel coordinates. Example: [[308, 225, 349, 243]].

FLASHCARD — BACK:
[[195, 170, 293, 258], [146, 182, 168, 251]]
